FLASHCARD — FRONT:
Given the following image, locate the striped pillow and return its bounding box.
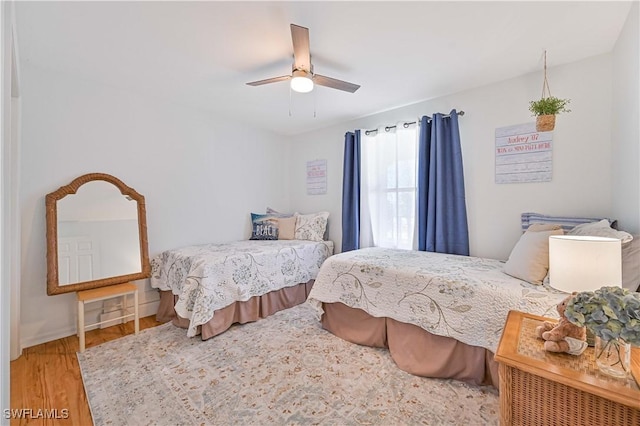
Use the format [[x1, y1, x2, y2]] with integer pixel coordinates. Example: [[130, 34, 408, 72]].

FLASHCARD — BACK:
[[520, 212, 617, 233]]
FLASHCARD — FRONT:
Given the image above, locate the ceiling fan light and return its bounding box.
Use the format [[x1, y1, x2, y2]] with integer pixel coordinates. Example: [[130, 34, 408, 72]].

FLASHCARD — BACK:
[[290, 70, 314, 93]]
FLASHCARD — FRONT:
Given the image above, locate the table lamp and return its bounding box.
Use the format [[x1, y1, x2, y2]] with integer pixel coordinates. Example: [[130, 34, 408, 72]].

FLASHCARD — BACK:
[[548, 235, 622, 293]]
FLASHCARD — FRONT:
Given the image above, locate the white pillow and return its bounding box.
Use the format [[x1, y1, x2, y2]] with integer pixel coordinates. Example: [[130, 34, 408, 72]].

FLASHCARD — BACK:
[[266, 207, 295, 218], [622, 237, 640, 291], [568, 219, 633, 243], [504, 228, 564, 285], [294, 212, 329, 242]]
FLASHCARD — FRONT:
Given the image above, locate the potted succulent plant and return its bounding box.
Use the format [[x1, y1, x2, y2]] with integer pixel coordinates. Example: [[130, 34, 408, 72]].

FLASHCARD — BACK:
[[529, 96, 571, 132]]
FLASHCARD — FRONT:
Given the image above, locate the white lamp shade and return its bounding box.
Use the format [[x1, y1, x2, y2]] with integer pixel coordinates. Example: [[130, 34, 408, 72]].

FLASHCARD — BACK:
[[549, 235, 621, 293], [290, 70, 314, 93]]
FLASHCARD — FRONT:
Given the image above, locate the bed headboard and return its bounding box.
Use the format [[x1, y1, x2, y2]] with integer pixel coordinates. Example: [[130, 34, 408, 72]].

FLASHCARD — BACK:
[[520, 212, 617, 232]]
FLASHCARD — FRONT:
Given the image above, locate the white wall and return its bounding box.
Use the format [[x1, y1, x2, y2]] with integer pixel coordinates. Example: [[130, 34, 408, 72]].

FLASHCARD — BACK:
[[288, 54, 616, 260], [19, 64, 291, 347], [1, 1, 9, 420], [1, 0, 20, 418], [611, 2, 640, 234]]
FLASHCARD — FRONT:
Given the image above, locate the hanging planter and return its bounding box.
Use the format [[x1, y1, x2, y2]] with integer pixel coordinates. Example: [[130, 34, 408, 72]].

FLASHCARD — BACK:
[[529, 51, 571, 132], [536, 114, 556, 132]]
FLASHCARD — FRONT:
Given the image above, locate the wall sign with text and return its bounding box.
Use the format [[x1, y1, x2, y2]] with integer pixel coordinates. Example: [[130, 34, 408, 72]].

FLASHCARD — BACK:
[[306, 159, 327, 195], [495, 122, 552, 184]]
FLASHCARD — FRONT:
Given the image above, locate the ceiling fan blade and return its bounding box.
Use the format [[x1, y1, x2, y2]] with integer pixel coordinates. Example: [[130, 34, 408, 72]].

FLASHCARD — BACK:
[[313, 74, 360, 93], [290, 24, 311, 72], [246, 75, 291, 87]]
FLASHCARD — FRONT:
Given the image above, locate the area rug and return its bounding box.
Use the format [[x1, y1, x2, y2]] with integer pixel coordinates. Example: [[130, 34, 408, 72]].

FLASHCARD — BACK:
[[78, 303, 499, 425]]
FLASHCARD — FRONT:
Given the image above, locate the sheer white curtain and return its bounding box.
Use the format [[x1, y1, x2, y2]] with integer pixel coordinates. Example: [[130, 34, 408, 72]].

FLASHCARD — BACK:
[[360, 123, 419, 249]]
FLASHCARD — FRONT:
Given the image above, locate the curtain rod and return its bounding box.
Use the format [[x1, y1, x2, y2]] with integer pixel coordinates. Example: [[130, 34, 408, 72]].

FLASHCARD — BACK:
[[364, 110, 465, 135]]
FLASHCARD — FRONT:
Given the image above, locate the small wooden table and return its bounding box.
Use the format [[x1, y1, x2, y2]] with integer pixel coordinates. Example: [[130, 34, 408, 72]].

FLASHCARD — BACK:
[[495, 310, 640, 426], [76, 283, 139, 352]]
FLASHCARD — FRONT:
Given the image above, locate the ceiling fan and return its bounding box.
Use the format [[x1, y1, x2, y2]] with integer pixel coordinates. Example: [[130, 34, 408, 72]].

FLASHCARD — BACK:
[[247, 24, 360, 94]]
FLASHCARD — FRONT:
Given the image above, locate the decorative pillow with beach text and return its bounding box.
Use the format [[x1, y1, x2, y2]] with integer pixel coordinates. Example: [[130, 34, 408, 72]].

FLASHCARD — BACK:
[[250, 213, 279, 240]]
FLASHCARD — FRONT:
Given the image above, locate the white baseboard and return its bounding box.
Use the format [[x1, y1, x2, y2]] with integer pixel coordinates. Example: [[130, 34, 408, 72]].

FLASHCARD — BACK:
[[20, 299, 160, 350]]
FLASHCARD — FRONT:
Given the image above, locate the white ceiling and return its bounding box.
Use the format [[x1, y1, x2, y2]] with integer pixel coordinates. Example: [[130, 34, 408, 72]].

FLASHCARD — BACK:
[[15, 1, 633, 136]]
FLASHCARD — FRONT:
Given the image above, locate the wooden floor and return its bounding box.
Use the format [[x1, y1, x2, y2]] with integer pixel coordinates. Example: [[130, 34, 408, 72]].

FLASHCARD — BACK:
[[9, 316, 163, 426]]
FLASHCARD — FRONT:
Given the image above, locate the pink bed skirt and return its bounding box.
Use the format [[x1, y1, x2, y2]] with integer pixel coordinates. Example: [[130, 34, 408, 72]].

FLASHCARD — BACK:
[[157, 280, 314, 340], [321, 302, 499, 387]]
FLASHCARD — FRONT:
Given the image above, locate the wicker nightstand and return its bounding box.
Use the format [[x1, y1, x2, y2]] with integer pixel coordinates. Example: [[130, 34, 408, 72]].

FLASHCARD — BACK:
[[495, 310, 640, 426]]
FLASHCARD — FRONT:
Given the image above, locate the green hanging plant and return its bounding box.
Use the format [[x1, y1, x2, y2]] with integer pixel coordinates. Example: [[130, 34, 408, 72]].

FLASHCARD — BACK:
[[529, 51, 572, 131], [528, 96, 571, 116]]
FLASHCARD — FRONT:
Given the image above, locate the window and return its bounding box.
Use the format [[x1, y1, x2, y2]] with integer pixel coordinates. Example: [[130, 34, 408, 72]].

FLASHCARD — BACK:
[[360, 125, 418, 249]]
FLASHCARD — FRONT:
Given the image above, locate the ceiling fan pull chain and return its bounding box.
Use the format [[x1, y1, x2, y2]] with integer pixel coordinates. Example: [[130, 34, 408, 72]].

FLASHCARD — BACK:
[[289, 85, 293, 117], [314, 87, 317, 118]]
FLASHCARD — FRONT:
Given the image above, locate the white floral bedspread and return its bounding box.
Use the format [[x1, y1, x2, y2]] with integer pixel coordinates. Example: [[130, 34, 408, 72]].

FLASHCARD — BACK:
[[307, 247, 566, 352], [151, 240, 334, 337]]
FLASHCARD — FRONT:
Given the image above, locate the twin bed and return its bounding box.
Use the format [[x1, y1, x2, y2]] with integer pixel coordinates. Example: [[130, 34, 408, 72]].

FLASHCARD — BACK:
[[305, 213, 636, 386], [151, 239, 333, 339]]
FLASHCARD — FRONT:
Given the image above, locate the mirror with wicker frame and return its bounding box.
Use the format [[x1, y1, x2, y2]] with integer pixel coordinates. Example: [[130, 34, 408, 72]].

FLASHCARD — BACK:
[[46, 173, 150, 295]]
